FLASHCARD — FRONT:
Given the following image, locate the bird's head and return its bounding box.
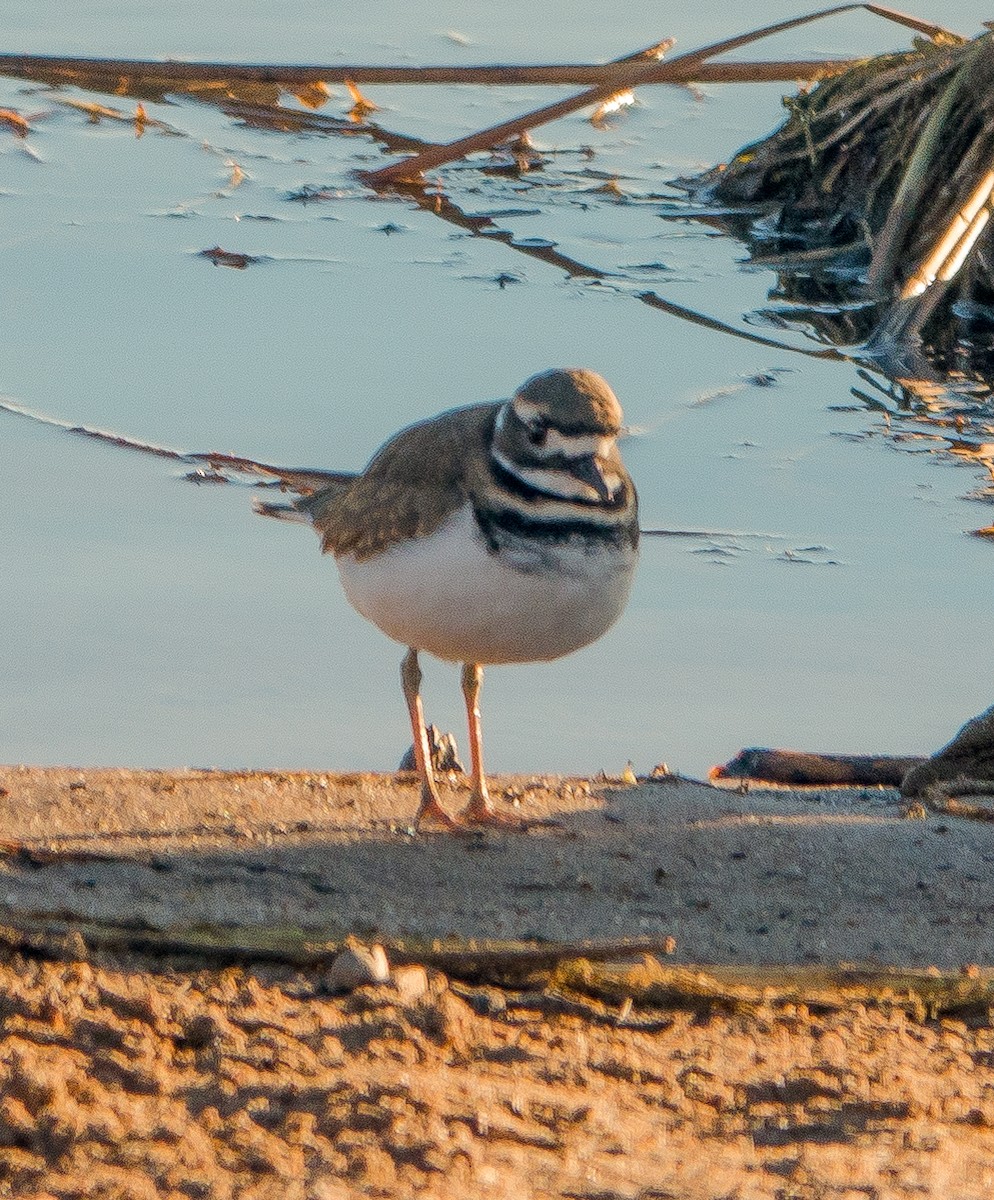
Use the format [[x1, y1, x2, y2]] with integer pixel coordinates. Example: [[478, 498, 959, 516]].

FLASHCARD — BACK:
[[494, 368, 626, 503]]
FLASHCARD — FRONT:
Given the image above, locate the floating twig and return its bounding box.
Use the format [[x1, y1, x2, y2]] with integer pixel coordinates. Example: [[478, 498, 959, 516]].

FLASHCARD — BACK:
[[0, 52, 865, 90], [360, 4, 952, 185], [359, 37, 678, 186]]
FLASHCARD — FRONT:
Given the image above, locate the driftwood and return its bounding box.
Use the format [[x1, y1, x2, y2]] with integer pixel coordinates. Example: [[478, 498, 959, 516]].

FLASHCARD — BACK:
[[901, 704, 994, 797], [551, 957, 994, 1020], [710, 747, 925, 787], [713, 706, 994, 813], [0, 915, 674, 986], [1, 916, 989, 1017]]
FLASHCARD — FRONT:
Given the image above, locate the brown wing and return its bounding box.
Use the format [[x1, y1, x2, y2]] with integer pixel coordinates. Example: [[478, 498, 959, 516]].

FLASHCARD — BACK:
[[299, 402, 500, 560]]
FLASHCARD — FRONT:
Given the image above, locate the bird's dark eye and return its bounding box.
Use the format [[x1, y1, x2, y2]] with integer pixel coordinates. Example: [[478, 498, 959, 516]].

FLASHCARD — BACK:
[[528, 423, 548, 447]]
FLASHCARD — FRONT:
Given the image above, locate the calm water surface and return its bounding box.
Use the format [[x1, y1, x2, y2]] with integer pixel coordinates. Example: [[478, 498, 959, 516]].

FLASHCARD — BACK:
[[2, 2, 991, 778]]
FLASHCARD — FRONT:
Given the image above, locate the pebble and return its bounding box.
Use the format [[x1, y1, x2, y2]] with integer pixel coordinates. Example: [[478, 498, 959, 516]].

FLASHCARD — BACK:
[[391, 964, 430, 1003], [325, 942, 390, 992]]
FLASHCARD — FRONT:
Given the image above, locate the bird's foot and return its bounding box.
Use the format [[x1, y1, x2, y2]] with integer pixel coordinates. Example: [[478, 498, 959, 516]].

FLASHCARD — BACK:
[[460, 791, 528, 829], [414, 790, 461, 830]]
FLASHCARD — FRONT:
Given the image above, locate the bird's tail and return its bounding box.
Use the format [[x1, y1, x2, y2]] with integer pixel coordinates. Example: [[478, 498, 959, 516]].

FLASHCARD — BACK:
[[252, 496, 309, 523], [187, 452, 356, 496]]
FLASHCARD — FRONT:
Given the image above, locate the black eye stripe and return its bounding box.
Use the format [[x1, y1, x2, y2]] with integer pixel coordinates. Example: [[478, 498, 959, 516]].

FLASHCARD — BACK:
[[561, 426, 613, 439], [523, 449, 570, 467], [488, 453, 629, 509]]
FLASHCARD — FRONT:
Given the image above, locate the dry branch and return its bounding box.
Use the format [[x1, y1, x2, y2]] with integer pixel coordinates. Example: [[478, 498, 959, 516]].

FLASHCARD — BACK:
[[359, 37, 677, 186], [0, 4, 958, 93], [0, 916, 674, 984], [0, 52, 860, 89], [553, 957, 994, 1019], [1, 916, 990, 1016], [359, 3, 958, 185]]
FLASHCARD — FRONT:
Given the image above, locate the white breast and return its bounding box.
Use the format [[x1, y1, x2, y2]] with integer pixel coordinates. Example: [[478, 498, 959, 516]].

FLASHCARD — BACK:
[[335, 504, 637, 665]]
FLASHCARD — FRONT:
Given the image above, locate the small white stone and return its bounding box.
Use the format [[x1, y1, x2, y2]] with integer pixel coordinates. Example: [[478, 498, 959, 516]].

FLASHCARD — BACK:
[[391, 964, 430, 1003], [326, 942, 390, 992]]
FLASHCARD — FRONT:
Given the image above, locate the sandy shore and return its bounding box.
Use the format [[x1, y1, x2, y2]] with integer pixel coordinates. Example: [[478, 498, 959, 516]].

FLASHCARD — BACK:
[[1, 764, 991, 965], [1, 765, 993, 1197]]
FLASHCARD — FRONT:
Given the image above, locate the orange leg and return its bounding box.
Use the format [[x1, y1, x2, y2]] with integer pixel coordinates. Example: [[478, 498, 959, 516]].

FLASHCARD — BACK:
[[460, 662, 520, 827], [401, 648, 457, 828]]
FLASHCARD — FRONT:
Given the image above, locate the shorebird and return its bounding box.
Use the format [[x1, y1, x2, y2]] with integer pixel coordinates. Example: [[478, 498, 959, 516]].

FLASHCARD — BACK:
[[258, 367, 640, 828]]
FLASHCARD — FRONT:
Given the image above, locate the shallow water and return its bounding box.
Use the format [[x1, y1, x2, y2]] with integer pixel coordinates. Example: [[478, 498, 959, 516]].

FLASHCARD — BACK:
[[2, 2, 992, 780]]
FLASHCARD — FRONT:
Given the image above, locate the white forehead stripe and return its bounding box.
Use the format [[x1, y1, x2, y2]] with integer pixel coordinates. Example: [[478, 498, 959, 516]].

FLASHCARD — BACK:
[[541, 430, 614, 458], [509, 400, 616, 454], [511, 398, 544, 424]]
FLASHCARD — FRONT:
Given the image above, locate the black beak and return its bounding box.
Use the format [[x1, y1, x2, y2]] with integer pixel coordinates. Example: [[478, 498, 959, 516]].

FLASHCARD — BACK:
[[571, 454, 615, 502]]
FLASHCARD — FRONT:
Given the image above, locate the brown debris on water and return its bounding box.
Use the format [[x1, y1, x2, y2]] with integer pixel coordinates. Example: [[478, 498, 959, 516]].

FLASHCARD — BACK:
[[682, 27, 994, 391], [0, 106, 30, 136], [197, 245, 261, 269]]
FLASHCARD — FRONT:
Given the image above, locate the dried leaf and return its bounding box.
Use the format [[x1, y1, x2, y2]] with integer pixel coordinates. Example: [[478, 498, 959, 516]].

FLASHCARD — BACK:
[[291, 80, 330, 110], [0, 107, 30, 137], [57, 97, 127, 122], [198, 245, 259, 269], [345, 79, 381, 122], [590, 89, 635, 127]]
